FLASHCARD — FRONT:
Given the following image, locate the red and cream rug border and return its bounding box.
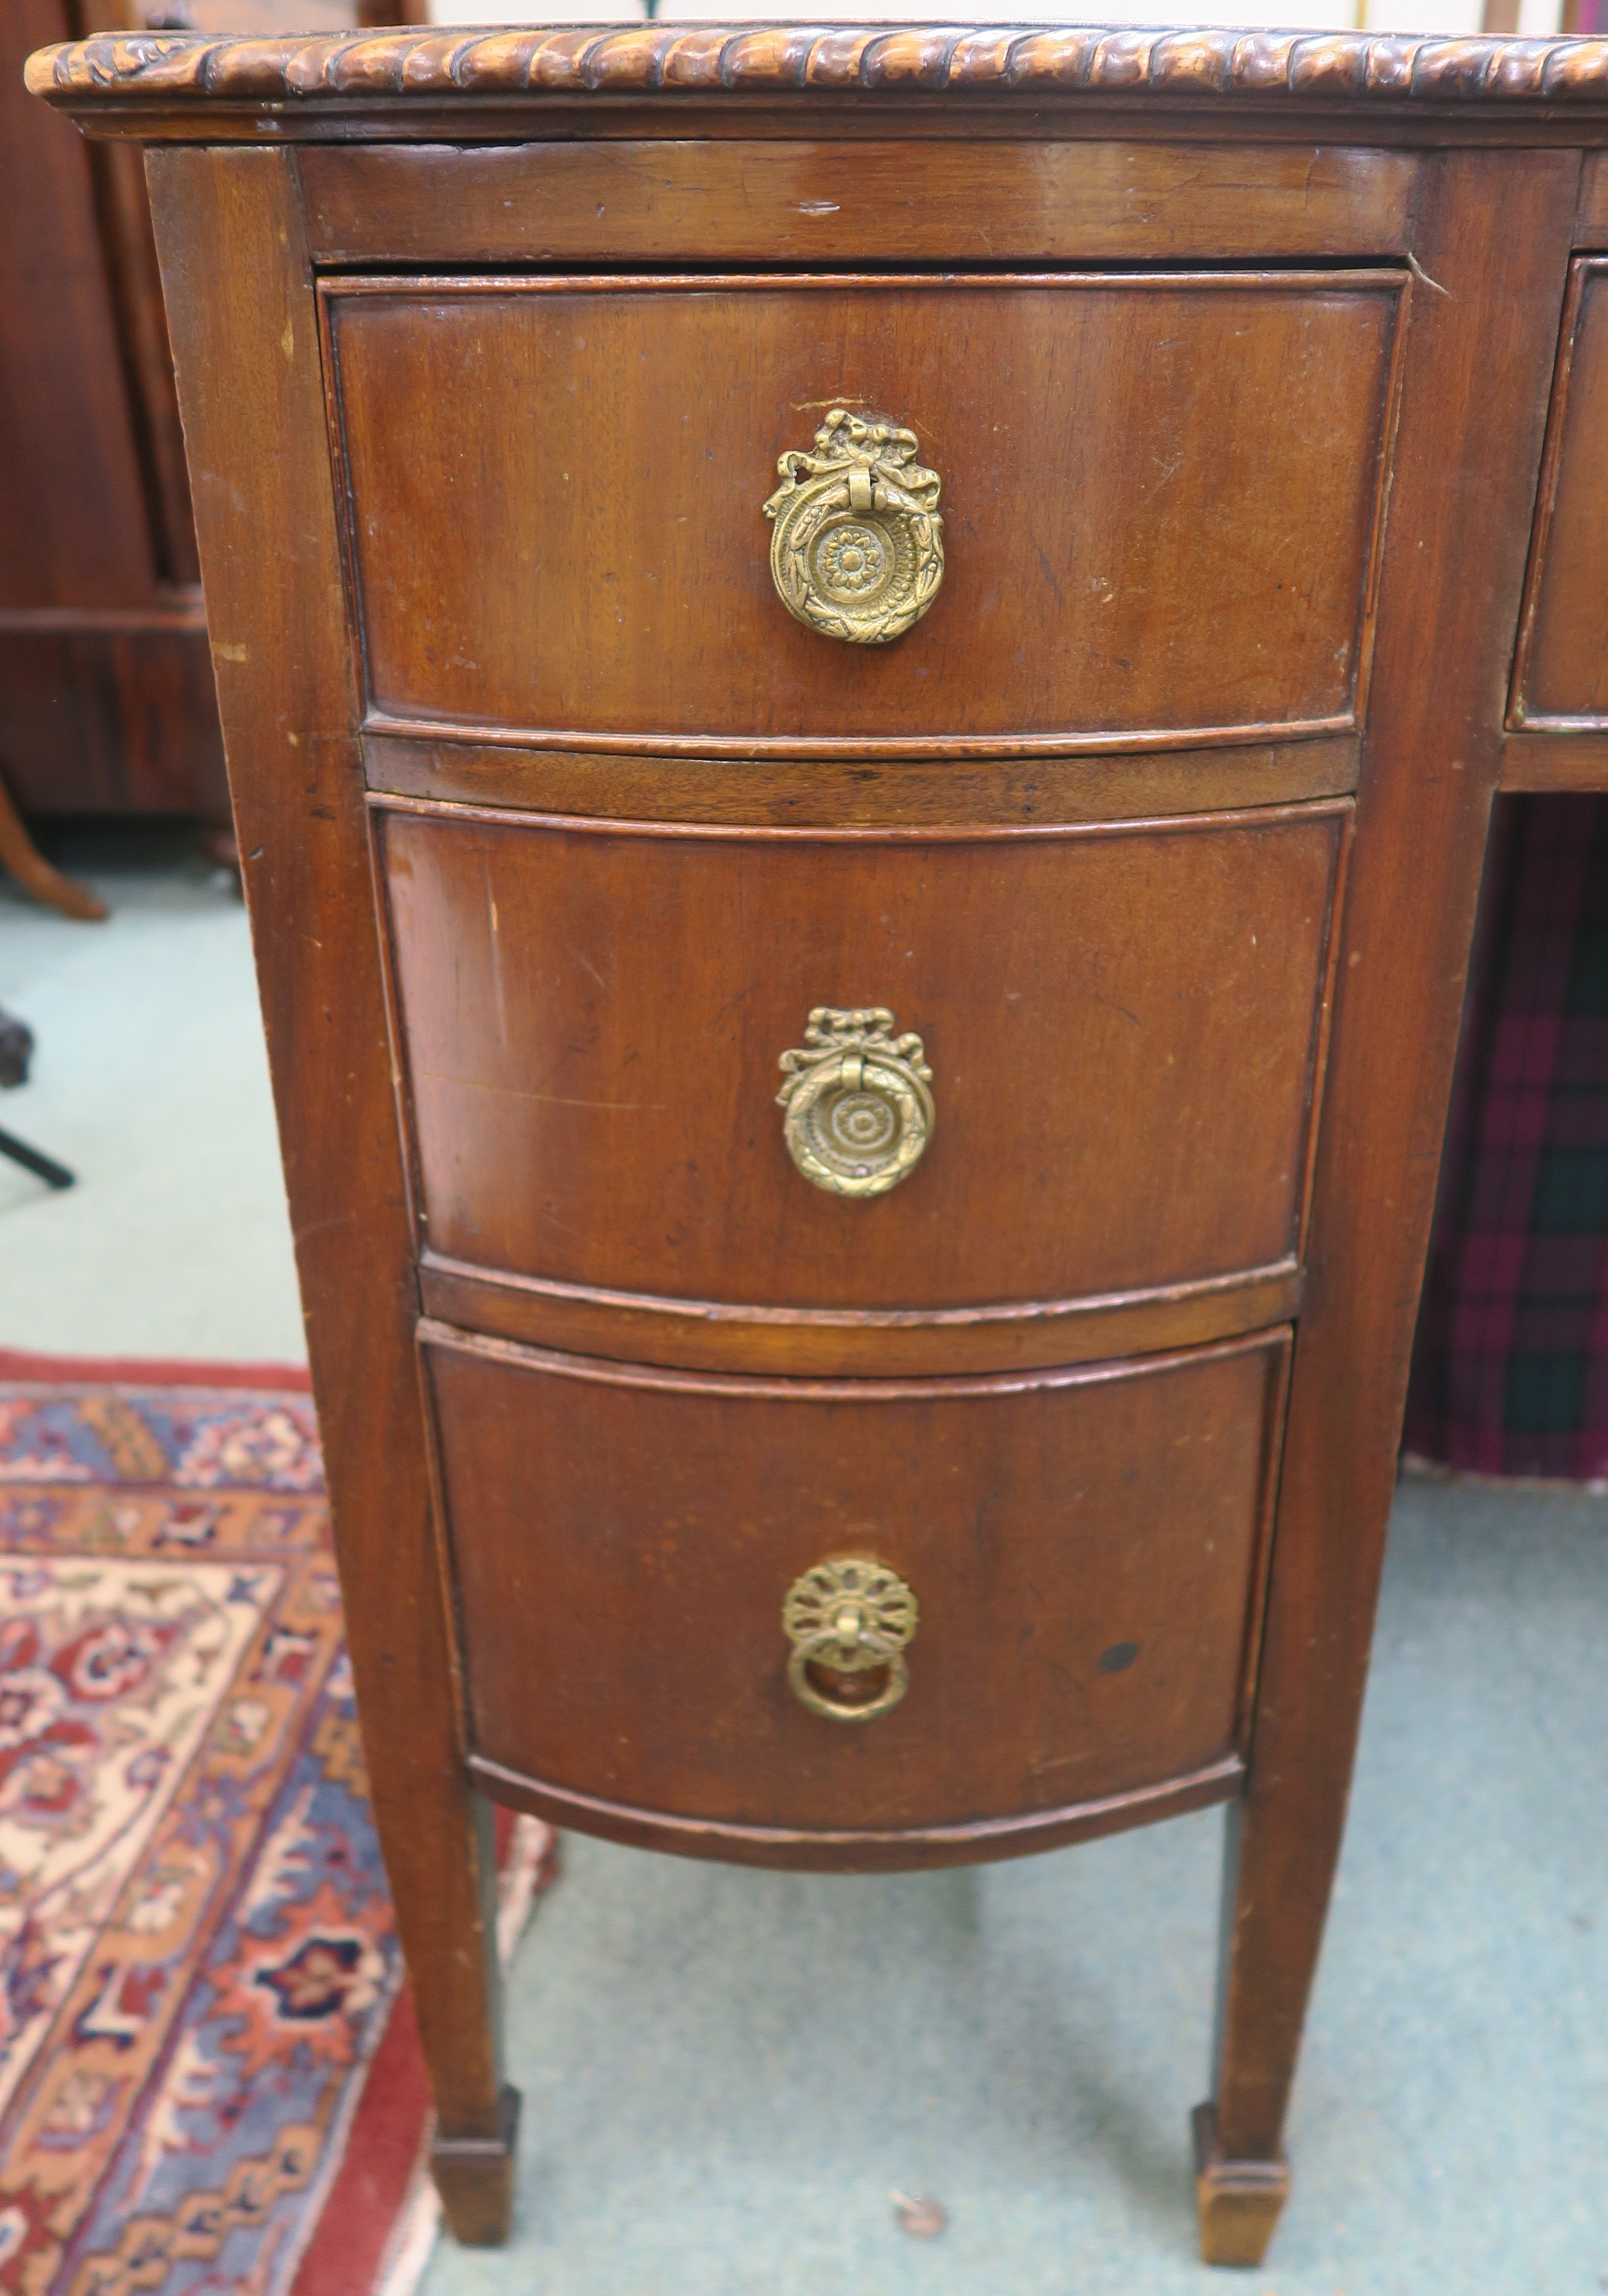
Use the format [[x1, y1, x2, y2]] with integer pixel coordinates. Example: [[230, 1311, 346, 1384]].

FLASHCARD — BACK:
[[0, 1350, 311, 1392], [0, 1348, 553, 2296]]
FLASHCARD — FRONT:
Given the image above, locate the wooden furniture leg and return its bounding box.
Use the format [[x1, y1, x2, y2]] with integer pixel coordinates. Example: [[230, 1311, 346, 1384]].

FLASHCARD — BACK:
[[146, 144, 517, 2241], [0, 771, 107, 920], [1193, 2080, 1289, 2269], [1194, 148, 1582, 2267]]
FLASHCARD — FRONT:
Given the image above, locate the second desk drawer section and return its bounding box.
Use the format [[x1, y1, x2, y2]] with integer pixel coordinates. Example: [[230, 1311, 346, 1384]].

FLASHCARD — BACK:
[[377, 797, 1348, 1320]]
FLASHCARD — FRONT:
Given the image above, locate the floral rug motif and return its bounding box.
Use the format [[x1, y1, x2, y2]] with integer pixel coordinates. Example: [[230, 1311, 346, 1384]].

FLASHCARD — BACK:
[[0, 1379, 397, 2296]]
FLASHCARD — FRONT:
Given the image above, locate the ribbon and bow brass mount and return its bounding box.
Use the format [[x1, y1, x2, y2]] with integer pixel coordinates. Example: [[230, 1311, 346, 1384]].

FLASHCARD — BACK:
[[776, 1006, 934, 1199], [763, 408, 945, 645]]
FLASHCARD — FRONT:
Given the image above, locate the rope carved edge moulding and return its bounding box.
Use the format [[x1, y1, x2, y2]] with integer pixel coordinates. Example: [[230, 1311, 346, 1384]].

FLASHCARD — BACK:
[[25, 25, 1608, 109]]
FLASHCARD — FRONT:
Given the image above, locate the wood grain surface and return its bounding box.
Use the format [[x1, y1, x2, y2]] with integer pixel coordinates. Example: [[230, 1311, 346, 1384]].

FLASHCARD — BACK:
[[301, 139, 1418, 266], [415, 1253, 1303, 1379], [363, 731, 1362, 826], [1577, 148, 1608, 241], [0, 623, 224, 814], [470, 1748, 1246, 1871], [325, 272, 1401, 756], [1502, 728, 1608, 788], [3, 0, 157, 611], [0, 0, 226, 819]]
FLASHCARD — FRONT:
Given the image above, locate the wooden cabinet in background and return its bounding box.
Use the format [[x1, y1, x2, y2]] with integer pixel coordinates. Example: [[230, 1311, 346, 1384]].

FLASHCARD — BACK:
[[29, 18, 1608, 2275], [0, 0, 421, 825], [0, 0, 219, 819]]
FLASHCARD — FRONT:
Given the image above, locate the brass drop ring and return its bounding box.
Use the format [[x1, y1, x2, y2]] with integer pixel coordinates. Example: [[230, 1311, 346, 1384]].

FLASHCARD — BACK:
[[782, 1556, 919, 1725], [786, 1632, 909, 1724]]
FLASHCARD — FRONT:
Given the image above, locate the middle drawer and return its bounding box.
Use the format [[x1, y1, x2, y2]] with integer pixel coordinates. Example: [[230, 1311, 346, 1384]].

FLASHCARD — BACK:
[[376, 796, 1347, 1329]]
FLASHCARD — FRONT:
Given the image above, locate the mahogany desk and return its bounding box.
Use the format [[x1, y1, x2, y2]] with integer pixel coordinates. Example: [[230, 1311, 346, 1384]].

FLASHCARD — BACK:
[[29, 22, 1608, 2265]]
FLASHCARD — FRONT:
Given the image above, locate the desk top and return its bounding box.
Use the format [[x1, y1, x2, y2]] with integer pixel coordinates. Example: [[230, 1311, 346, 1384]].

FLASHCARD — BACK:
[[26, 21, 1608, 141]]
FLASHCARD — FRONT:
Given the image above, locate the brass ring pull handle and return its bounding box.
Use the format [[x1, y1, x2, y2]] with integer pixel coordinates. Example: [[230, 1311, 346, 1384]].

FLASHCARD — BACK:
[[776, 1007, 934, 1199], [763, 409, 944, 645], [783, 1557, 919, 1724]]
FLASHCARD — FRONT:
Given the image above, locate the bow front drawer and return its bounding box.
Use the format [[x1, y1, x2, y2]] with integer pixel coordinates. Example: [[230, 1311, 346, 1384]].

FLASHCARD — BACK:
[[376, 795, 1346, 1367], [321, 269, 1404, 757], [423, 1321, 1290, 1866]]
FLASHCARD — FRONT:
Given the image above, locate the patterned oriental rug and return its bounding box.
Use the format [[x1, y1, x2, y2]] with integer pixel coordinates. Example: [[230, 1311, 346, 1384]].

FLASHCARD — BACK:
[[0, 1354, 554, 2296]]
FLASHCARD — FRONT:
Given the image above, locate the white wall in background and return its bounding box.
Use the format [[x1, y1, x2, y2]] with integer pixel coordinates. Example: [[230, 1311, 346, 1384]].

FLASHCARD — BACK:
[[430, 1, 645, 21], [429, 1, 1565, 34]]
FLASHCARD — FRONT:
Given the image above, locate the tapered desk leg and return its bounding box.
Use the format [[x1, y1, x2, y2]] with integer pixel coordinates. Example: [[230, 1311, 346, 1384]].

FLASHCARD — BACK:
[[1193, 2103, 1289, 2270], [367, 1756, 517, 2244], [1187, 143, 1585, 2270], [381, 1775, 518, 2246], [1195, 1804, 1296, 2268], [1196, 1683, 1371, 2267], [416, 1785, 520, 2242], [433, 2074, 523, 2246], [143, 139, 528, 2245]]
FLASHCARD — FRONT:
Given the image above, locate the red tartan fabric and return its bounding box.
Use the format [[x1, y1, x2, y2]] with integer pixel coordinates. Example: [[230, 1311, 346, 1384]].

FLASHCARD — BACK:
[[1405, 794, 1608, 1480]]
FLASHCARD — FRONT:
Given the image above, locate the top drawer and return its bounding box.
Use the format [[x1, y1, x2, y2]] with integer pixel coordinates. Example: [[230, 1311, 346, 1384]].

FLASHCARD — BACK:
[[321, 270, 1404, 757]]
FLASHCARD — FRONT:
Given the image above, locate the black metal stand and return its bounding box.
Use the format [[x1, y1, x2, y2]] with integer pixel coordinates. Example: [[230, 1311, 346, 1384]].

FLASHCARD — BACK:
[[0, 1124, 74, 1191], [0, 1006, 75, 1189]]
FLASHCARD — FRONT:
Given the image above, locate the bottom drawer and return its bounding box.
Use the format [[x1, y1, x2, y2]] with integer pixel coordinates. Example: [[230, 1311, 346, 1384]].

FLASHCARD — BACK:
[[422, 1323, 1290, 1867]]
